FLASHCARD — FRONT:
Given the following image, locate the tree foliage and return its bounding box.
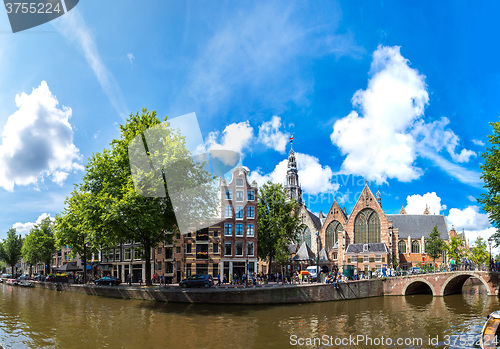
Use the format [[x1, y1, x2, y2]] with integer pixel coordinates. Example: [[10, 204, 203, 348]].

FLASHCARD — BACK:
[[0, 228, 23, 275], [425, 226, 444, 262], [257, 182, 300, 271], [479, 119, 500, 246], [22, 217, 56, 275], [470, 236, 490, 266], [446, 236, 466, 261], [55, 109, 216, 286]]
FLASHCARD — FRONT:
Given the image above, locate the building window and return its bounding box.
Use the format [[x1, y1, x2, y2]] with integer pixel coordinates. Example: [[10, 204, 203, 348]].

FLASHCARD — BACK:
[[247, 224, 254, 237], [124, 248, 132, 261], [225, 243, 232, 256], [224, 224, 232, 236], [157, 261, 162, 271], [411, 240, 420, 254], [325, 220, 343, 251], [247, 242, 254, 256], [247, 206, 254, 218], [354, 208, 381, 244], [213, 230, 219, 238], [225, 190, 232, 199], [213, 243, 219, 254], [351, 255, 357, 263], [236, 191, 244, 202], [247, 190, 255, 200], [186, 263, 192, 277], [236, 224, 243, 236], [157, 247, 162, 255], [363, 255, 369, 263], [212, 263, 219, 277], [225, 205, 232, 218], [176, 247, 181, 254], [166, 262, 173, 274], [186, 244, 192, 254], [236, 178, 244, 186], [165, 247, 173, 259], [236, 206, 243, 219], [297, 226, 312, 248], [398, 240, 407, 254], [375, 255, 382, 262], [115, 249, 120, 261], [235, 242, 243, 256]]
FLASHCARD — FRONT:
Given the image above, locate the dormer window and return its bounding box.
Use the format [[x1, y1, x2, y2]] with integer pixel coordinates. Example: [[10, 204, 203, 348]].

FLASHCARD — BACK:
[[236, 178, 244, 186], [363, 244, 369, 252]]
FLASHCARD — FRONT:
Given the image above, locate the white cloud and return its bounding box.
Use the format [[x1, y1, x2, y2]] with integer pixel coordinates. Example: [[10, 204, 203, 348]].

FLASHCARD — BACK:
[[330, 45, 479, 186], [258, 116, 290, 153], [472, 139, 485, 146], [413, 117, 476, 163], [467, 195, 477, 202], [248, 152, 339, 195], [12, 213, 53, 236], [206, 121, 253, 153], [446, 205, 496, 249], [405, 192, 446, 215], [127, 53, 135, 66], [447, 205, 490, 231], [0, 81, 82, 191], [53, 9, 128, 117]]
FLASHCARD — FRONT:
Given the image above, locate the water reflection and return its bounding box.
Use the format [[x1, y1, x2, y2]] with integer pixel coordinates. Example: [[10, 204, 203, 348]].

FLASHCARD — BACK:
[[0, 283, 495, 348]]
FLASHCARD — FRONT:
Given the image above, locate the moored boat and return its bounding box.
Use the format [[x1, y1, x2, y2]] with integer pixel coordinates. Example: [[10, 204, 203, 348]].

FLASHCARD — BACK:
[[481, 311, 500, 349], [18, 281, 33, 287], [5, 279, 17, 286]]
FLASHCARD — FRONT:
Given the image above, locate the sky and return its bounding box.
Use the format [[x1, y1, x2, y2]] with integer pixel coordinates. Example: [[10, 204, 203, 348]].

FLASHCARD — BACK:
[[0, 1, 498, 250]]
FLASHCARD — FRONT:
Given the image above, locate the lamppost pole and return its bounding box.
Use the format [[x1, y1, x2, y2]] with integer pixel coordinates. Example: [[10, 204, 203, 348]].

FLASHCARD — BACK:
[[316, 231, 320, 284], [488, 237, 493, 271]]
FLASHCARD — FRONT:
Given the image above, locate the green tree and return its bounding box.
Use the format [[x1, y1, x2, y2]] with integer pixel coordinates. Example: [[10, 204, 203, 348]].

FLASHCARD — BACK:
[[22, 217, 57, 276], [446, 235, 466, 262], [257, 182, 300, 275], [0, 228, 23, 276], [470, 237, 490, 267], [479, 119, 500, 246], [56, 109, 217, 286], [425, 226, 445, 264]]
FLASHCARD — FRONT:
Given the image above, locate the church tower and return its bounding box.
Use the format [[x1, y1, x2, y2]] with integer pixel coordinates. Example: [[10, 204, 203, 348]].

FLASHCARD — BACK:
[[286, 136, 302, 204]]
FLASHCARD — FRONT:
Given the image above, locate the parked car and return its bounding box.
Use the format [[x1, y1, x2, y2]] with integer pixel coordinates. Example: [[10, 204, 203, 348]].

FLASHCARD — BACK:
[[179, 275, 213, 288], [94, 276, 121, 286], [410, 267, 422, 274], [33, 275, 46, 281]]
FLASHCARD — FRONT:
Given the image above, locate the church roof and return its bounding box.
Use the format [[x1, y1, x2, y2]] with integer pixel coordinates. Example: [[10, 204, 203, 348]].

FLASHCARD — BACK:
[[345, 243, 388, 254], [319, 247, 329, 261], [306, 209, 322, 230], [291, 241, 316, 261], [386, 214, 449, 239]]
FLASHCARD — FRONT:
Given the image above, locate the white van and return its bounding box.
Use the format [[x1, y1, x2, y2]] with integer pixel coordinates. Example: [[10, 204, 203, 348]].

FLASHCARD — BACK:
[[306, 266, 318, 280]]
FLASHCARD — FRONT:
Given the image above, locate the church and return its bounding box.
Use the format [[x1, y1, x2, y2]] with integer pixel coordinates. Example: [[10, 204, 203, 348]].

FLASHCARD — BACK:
[[284, 141, 461, 272]]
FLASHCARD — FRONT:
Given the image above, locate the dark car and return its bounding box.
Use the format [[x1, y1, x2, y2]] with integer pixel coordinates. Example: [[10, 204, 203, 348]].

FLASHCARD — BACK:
[[179, 274, 213, 288], [94, 276, 121, 286]]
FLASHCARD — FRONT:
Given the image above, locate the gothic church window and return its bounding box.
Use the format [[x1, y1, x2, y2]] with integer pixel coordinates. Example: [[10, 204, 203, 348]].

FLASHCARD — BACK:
[[354, 209, 381, 244], [325, 221, 343, 251], [398, 240, 406, 254], [411, 240, 420, 253]]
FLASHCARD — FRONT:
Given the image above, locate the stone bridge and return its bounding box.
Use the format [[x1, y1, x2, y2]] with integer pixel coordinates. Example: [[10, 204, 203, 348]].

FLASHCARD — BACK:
[[384, 271, 500, 296]]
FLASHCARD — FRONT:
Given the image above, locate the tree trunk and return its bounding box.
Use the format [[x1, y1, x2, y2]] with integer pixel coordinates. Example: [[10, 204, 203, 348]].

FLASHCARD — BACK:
[[83, 246, 87, 284], [46, 260, 51, 275], [144, 245, 151, 286], [11, 265, 14, 277], [29, 264, 32, 278]]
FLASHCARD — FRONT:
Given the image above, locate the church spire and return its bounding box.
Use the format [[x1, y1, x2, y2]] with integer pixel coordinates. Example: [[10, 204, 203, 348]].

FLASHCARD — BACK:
[[285, 135, 302, 204], [399, 205, 407, 215]]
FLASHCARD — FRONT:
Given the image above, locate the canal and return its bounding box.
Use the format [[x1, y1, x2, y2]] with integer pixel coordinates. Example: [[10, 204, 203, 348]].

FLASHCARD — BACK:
[[0, 280, 495, 348]]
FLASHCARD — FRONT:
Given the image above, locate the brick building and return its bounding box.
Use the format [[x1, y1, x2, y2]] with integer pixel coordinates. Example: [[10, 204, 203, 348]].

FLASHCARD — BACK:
[[154, 164, 258, 283]]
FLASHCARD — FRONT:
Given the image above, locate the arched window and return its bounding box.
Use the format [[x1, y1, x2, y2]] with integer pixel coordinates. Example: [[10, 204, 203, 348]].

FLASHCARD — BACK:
[[398, 240, 407, 254], [411, 240, 420, 253], [297, 226, 312, 248], [325, 221, 343, 251], [354, 209, 380, 244]]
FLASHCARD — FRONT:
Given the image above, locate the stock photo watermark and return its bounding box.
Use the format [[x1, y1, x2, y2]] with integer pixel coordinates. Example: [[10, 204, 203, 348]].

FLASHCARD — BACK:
[[3, 0, 79, 33]]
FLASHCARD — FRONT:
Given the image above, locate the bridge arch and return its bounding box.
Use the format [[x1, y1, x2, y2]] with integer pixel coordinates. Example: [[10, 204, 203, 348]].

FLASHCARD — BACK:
[[440, 273, 492, 296], [403, 278, 436, 296]]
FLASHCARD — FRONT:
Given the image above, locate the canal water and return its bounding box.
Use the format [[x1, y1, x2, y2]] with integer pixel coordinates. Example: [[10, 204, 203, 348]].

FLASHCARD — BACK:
[[0, 281, 495, 348]]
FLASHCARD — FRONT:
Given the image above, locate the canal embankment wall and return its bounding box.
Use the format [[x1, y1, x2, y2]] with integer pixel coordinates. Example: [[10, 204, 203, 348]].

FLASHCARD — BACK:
[[31, 279, 385, 304]]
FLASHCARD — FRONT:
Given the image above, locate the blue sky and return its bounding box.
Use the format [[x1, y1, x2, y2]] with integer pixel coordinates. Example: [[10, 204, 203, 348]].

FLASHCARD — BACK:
[[0, 1, 498, 248]]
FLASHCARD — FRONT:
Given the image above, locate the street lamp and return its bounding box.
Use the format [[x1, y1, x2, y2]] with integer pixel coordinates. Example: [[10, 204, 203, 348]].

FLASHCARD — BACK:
[[488, 237, 493, 271], [316, 231, 320, 283]]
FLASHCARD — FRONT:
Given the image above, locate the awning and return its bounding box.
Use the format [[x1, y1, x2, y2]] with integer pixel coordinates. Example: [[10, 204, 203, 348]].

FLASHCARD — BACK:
[[53, 262, 83, 272]]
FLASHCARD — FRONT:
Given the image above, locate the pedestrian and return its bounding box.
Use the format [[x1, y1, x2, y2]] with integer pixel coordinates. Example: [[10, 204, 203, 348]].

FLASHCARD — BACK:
[[160, 275, 164, 285], [217, 273, 221, 286]]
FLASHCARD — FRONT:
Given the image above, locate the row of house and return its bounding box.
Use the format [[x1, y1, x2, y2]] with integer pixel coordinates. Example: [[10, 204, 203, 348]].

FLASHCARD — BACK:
[[17, 141, 468, 281]]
